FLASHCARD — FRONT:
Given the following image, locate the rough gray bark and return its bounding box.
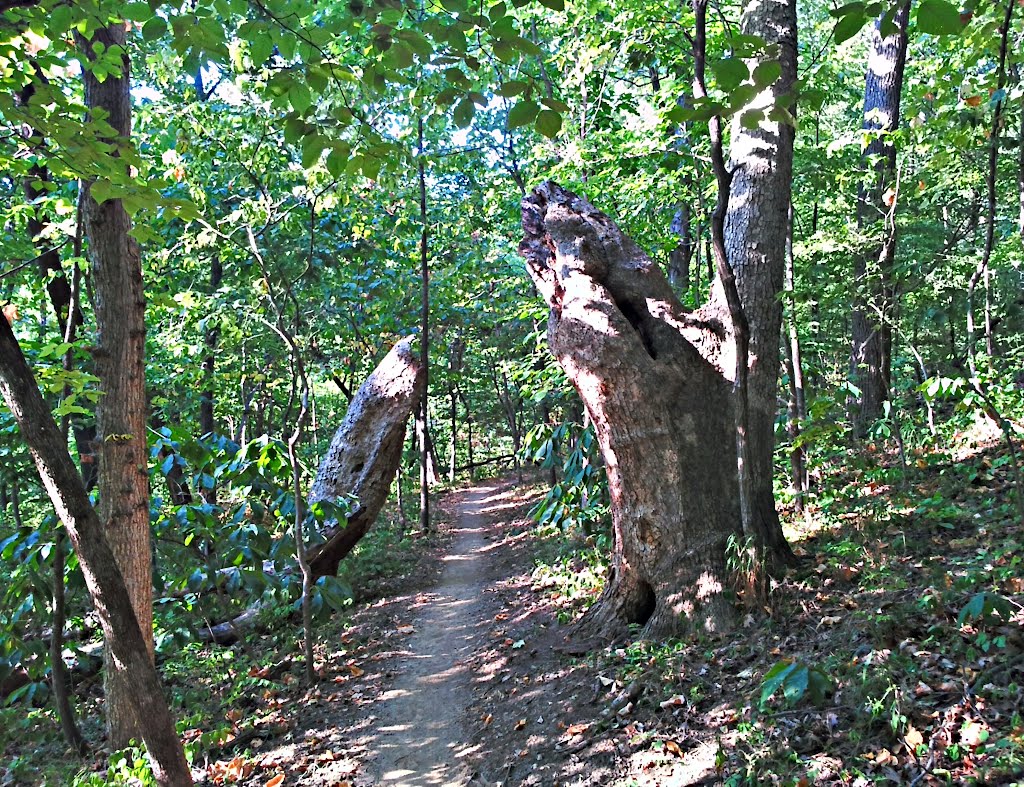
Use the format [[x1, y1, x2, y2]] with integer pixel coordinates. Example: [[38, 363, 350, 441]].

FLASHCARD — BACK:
[[307, 337, 425, 578], [520, 182, 741, 639], [0, 318, 192, 787], [418, 117, 431, 533], [717, 0, 798, 564], [668, 204, 693, 293], [850, 3, 910, 431]]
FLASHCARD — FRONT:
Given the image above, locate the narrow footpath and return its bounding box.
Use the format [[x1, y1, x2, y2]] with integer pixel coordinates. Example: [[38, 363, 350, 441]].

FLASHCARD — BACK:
[[366, 484, 502, 786]]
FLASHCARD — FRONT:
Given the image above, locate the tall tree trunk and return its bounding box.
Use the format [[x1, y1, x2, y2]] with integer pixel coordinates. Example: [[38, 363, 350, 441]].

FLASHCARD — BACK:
[[668, 94, 695, 295], [693, 0, 757, 558], [521, 182, 741, 639], [16, 76, 89, 751], [0, 318, 192, 787], [447, 336, 464, 484], [78, 23, 153, 749], [199, 256, 222, 439], [783, 207, 809, 511], [850, 3, 910, 431], [1018, 90, 1023, 238], [49, 533, 86, 754], [417, 117, 431, 533], [718, 0, 798, 565], [968, 0, 1014, 372], [668, 204, 693, 292]]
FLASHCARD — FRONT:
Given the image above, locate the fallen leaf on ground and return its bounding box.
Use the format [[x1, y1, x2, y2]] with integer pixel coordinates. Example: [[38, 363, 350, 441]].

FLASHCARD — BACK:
[[664, 740, 683, 757], [265, 775, 285, 787], [904, 725, 924, 750], [961, 720, 988, 748]]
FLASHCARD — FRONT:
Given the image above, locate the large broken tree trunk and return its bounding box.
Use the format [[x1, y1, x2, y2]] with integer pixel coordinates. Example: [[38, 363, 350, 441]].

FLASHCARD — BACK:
[[520, 182, 742, 639], [307, 337, 425, 579]]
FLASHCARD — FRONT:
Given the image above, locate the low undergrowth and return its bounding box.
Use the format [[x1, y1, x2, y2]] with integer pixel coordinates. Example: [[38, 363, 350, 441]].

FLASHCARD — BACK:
[[525, 434, 1024, 785], [0, 499, 447, 787]]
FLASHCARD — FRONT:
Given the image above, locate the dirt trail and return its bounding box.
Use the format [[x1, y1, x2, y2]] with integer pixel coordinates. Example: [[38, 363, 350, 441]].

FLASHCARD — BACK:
[[367, 483, 501, 786]]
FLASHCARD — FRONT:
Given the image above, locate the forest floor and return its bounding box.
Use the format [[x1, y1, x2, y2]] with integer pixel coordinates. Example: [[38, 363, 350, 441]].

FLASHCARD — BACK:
[[207, 475, 635, 787], [190, 438, 1024, 786], [5, 427, 1024, 786]]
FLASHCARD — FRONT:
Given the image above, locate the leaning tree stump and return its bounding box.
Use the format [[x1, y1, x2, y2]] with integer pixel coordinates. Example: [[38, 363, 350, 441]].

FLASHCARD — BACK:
[[307, 336, 425, 579]]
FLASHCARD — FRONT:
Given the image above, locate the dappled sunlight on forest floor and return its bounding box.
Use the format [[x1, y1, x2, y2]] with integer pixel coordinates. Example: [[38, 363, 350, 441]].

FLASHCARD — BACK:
[[5, 441, 1024, 786]]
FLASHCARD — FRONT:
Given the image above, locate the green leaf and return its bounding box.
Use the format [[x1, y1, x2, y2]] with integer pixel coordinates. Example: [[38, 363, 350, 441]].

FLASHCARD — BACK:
[[497, 79, 528, 97], [767, 105, 796, 127], [453, 98, 475, 129], [384, 42, 414, 69], [829, 1, 865, 17], [493, 39, 517, 63], [47, 4, 73, 36], [394, 28, 433, 58], [834, 11, 866, 44], [958, 592, 1013, 626], [782, 664, 809, 704], [535, 109, 562, 138], [541, 97, 570, 112], [752, 60, 782, 89], [507, 99, 539, 129], [759, 660, 796, 708], [728, 84, 758, 110], [249, 31, 274, 65], [121, 2, 152, 22], [444, 67, 472, 90], [326, 146, 349, 178], [289, 81, 313, 114], [141, 16, 168, 41], [537, 0, 564, 9], [301, 134, 325, 169], [89, 179, 116, 205], [711, 58, 748, 92], [740, 109, 763, 129], [435, 87, 459, 107], [916, 0, 962, 35]]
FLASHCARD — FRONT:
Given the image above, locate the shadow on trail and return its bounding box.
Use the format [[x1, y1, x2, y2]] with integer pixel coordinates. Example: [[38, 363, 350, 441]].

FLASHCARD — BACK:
[[364, 483, 507, 787]]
